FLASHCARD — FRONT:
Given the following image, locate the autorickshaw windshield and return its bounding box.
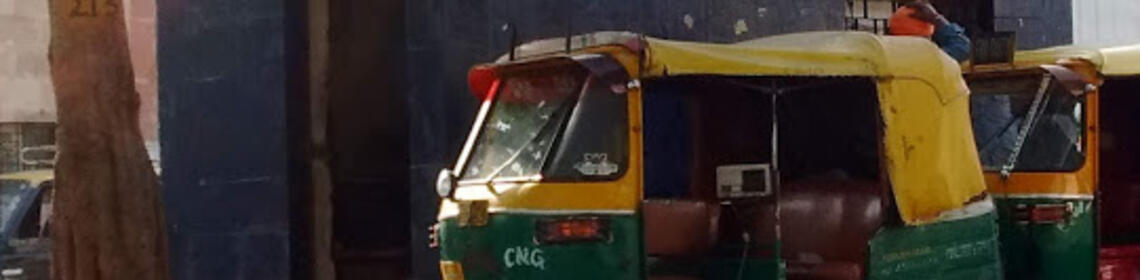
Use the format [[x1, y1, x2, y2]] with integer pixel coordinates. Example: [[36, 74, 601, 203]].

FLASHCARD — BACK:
[[969, 74, 1085, 172], [460, 65, 629, 182]]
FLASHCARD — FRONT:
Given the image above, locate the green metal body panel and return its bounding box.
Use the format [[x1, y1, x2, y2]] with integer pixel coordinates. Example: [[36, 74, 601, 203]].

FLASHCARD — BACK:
[[869, 212, 1004, 280], [438, 213, 641, 279], [440, 209, 1010, 280], [993, 197, 1096, 280]]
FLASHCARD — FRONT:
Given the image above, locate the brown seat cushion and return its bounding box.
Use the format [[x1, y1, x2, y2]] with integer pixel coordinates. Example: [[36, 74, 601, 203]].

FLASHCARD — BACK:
[[643, 200, 720, 256], [778, 180, 884, 275]]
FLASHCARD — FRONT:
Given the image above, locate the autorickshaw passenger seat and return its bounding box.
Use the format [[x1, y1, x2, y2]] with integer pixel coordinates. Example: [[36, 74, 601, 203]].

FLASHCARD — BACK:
[[778, 180, 884, 280], [642, 200, 721, 256]]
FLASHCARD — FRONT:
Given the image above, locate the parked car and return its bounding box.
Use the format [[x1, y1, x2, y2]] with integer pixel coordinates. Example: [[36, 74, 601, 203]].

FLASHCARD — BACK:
[[0, 170, 52, 280]]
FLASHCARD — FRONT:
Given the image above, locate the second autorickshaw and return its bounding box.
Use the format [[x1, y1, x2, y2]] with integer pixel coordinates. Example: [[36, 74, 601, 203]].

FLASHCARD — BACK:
[[964, 44, 1140, 280], [432, 31, 1003, 280]]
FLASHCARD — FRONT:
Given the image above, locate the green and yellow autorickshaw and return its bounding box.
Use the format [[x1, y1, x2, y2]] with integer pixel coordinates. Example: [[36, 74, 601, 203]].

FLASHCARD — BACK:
[[432, 31, 1003, 279], [965, 44, 1140, 280]]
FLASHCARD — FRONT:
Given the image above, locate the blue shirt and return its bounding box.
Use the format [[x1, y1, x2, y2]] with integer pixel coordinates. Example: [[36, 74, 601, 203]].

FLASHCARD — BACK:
[[933, 21, 971, 62]]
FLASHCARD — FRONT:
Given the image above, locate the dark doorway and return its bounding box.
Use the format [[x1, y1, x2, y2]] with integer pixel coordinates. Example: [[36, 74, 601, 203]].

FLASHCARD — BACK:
[[320, 0, 410, 279]]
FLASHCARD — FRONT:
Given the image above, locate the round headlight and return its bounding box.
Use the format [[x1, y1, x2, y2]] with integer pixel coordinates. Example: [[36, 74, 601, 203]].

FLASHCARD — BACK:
[[436, 169, 456, 198]]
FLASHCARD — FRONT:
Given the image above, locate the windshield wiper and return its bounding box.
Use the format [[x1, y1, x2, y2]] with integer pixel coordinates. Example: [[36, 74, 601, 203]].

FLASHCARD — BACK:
[[483, 131, 548, 184], [1001, 74, 1053, 178], [481, 110, 566, 190]]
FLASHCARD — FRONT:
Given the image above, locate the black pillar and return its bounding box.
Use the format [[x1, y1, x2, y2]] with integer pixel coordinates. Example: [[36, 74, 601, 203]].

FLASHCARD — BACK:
[[157, 0, 310, 278]]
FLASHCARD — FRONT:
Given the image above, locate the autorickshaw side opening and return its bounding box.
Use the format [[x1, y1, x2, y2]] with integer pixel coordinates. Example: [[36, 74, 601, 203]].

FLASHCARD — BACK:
[[1098, 76, 1140, 246], [642, 75, 885, 279], [774, 77, 884, 279], [643, 76, 883, 198]]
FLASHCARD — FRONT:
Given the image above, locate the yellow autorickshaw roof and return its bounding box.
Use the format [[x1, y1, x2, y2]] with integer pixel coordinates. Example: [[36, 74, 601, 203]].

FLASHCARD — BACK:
[[504, 31, 967, 102], [1015, 44, 1140, 76], [489, 31, 986, 225], [0, 170, 53, 187], [642, 32, 967, 99]]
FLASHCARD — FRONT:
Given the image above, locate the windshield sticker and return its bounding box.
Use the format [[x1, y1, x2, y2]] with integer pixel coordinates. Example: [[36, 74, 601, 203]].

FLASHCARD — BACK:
[[574, 153, 619, 176], [493, 120, 511, 132]]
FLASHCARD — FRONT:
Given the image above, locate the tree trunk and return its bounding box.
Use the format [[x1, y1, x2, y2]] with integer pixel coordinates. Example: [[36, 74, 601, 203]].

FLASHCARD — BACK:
[[46, 0, 169, 279]]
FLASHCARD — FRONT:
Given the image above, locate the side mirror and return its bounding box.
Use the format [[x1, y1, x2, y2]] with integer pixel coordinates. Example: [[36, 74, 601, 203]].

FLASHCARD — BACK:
[[436, 169, 457, 199], [1041, 65, 1095, 96]]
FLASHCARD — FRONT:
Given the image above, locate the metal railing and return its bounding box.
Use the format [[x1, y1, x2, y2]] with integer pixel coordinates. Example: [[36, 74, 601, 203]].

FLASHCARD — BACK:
[[845, 0, 901, 34]]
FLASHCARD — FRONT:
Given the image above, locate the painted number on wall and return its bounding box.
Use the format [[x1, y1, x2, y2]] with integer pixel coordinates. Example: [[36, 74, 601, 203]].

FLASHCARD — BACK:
[[71, 0, 118, 17]]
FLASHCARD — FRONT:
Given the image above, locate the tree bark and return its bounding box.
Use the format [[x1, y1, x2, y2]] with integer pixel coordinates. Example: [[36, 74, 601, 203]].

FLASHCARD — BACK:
[[46, 0, 170, 279]]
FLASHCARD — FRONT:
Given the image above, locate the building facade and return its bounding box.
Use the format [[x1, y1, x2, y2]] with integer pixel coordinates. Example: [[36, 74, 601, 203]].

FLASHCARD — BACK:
[[0, 0, 54, 124], [158, 1, 1081, 280], [0, 0, 158, 168], [1073, 0, 1140, 47]]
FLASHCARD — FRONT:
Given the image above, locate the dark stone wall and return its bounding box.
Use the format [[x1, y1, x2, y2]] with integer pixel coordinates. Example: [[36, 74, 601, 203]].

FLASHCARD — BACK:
[[932, 0, 1073, 49], [404, 1, 846, 279], [157, 0, 310, 278], [993, 0, 1072, 49], [152, 0, 1074, 278], [931, 0, 992, 37]]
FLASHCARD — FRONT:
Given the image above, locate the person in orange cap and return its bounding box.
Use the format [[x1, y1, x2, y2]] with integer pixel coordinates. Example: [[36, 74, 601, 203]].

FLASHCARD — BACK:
[[890, 0, 971, 62]]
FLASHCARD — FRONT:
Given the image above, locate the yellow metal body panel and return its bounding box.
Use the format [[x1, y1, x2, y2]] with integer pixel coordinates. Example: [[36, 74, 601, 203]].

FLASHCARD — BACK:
[[877, 79, 986, 224], [1015, 44, 1140, 76], [0, 169, 53, 187], [446, 31, 986, 225]]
